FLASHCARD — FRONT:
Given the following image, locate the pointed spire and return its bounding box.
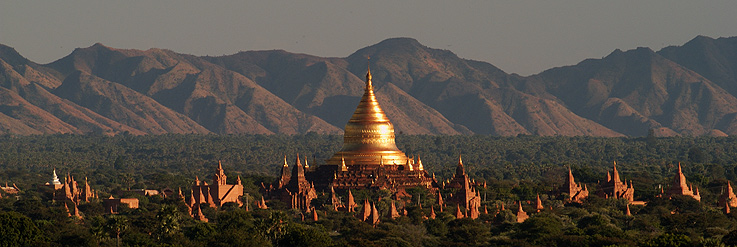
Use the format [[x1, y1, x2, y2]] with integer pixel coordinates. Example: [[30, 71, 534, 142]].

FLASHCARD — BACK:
[[52, 168, 61, 185], [472, 205, 480, 219], [260, 196, 268, 209], [283, 155, 288, 167], [340, 156, 348, 172], [455, 205, 464, 219], [205, 187, 216, 208], [330, 186, 340, 211], [721, 181, 737, 208], [193, 204, 208, 222], [347, 190, 356, 212], [536, 194, 544, 212], [417, 155, 424, 171], [236, 175, 242, 185], [407, 157, 413, 171], [429, 206, 436, 219], [516, 201, 529, 223], [726, 201, 731, 214], [371, 203, 380, 226], [567, 166, 575, 185], [390, 200, 400, 219], [189, 189, 196, 208], [612, 161, 622, 185], [366, 57, 373, 87], [626, 203, 632, 216], [362, 199, 371, 221], [313, 208, 319, 221], [456, 154, 465, 176]]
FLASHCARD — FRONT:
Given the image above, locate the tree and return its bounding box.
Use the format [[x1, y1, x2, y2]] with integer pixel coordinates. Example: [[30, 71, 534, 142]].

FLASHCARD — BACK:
[[644, 233, 691, 247], [155, 205, 182, 240], [0, 211, 41, 246], [446, 218, 490, 246], [278, 223, 334, 247], [516, 212, 563, 242], [105, 215, 128, 246], [723, 229, 737, 246]]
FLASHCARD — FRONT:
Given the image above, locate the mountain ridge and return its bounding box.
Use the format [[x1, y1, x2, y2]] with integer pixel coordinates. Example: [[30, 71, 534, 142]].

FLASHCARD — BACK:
[[1, 35, 736, 136]]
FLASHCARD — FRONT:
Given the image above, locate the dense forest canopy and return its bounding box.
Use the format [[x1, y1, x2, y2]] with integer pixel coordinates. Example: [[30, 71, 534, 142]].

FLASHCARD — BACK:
[[0, 134, 735, 200], [3, 134, 737, 246]]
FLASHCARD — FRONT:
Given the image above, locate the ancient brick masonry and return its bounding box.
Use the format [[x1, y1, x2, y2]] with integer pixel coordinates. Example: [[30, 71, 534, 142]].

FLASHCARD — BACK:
[[560, 167, 589, 203], [447, 156, 481, 219], [720, 181, 737, 208], [191, 161, 244, 208], [665, 163, 700, 201], [597, 161, 634, 202], [277, 155, 318, 211], [47, 170, 95, 204]]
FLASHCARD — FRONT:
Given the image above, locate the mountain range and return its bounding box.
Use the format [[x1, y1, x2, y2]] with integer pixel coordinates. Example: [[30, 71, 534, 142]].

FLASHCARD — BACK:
[[1, 35, 736, 136]]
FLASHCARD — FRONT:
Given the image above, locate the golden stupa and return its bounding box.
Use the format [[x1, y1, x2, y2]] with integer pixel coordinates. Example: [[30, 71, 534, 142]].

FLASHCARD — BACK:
[[325, 63, 409, 167]]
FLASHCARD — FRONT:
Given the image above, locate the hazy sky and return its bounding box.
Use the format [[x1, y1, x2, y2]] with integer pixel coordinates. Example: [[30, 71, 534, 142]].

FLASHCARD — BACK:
[[2, 1, 736, 75]]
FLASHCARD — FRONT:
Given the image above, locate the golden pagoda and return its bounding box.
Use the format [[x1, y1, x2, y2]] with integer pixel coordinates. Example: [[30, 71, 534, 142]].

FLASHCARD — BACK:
[[325, 64, 409, 167], [267, 61, 438, 196]]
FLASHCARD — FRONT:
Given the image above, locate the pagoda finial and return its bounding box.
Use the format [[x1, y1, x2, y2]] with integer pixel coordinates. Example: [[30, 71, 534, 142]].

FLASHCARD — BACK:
[[218, 160, 223, 170], [52, 168, 61, 185], [417, 155, 424, 171], [283, 155, 288, 167], [340, 156, 348, 172], [366, 57, 372, 87]]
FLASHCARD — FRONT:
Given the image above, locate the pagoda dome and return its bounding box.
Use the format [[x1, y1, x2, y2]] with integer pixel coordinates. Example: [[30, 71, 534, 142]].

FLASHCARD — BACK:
[[326, 63, 409, 167]]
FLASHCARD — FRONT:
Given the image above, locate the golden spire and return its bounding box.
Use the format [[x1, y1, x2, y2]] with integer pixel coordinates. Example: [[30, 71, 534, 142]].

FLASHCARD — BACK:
[[326, 59, 408, 166], [366, 56, 372, 87], [417, 155, 424, 171], [340, 156, 348, 172]]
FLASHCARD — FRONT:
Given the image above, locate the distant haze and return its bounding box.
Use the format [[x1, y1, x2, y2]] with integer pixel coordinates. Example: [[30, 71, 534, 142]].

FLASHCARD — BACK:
[[2, 1, 736, 75]]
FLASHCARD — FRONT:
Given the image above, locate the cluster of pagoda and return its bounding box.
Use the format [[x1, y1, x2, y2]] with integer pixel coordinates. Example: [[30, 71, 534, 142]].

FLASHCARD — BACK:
[[11, 64, 737, 225], [562, 161, 703, 207]]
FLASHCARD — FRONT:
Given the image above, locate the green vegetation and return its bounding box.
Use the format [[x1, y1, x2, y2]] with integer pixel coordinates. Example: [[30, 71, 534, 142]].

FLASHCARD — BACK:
[[2, 134, 737, 246]]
